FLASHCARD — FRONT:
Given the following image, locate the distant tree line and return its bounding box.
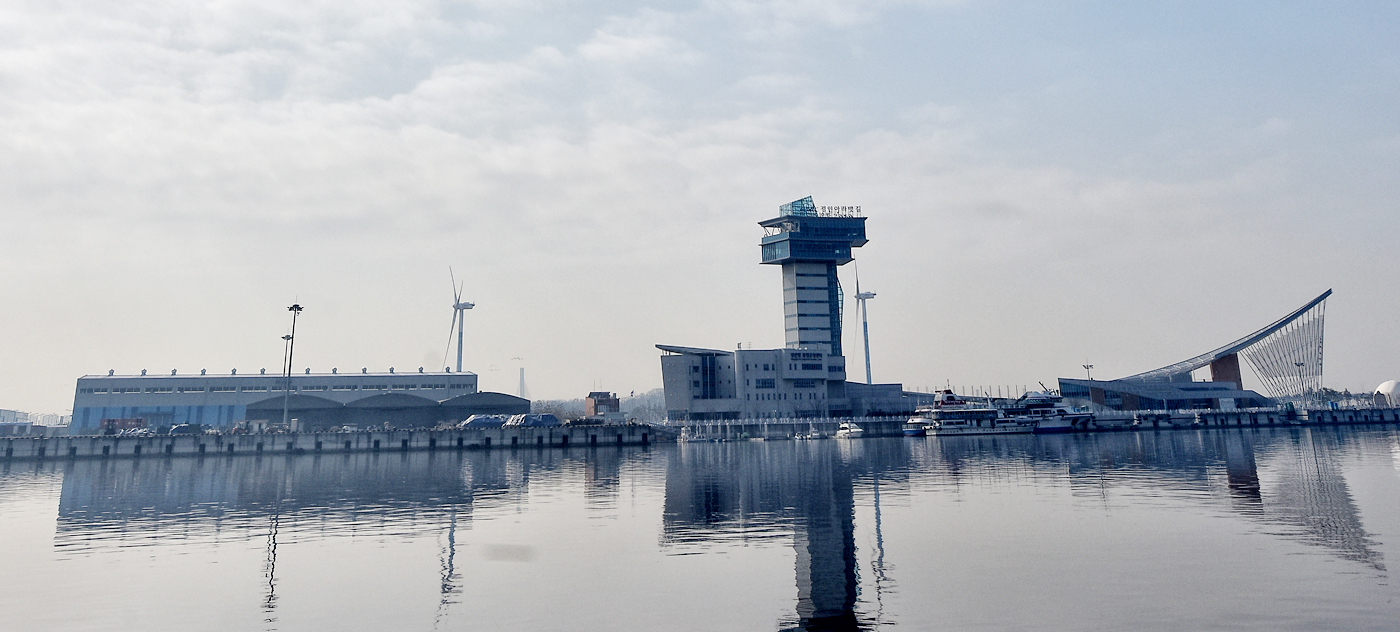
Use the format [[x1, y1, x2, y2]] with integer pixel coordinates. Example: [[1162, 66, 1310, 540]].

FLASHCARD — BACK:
[[529, 388, 666, 423]]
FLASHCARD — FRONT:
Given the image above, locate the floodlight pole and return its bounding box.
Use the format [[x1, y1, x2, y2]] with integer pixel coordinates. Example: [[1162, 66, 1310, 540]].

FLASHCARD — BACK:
[[282, 303, 303, 428]]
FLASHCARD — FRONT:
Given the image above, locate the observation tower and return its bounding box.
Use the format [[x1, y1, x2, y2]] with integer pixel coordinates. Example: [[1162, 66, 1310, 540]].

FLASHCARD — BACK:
[[758, 196, 867, 358]]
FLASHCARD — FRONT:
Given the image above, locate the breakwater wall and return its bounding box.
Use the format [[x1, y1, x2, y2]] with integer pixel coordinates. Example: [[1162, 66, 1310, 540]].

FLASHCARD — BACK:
[[2, 424, 677, 461]]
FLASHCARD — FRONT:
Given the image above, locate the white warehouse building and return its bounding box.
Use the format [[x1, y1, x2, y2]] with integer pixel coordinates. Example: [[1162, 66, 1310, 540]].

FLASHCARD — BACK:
[[69, 368, 528, 433]]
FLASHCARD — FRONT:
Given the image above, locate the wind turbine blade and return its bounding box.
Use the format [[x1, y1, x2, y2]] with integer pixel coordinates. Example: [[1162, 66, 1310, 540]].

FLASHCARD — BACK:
[[442, 311, 458, 370], [449, 267, 460, 303]]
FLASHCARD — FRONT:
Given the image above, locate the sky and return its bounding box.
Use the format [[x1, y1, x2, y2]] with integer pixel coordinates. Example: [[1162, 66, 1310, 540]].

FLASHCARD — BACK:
[[1, 0, 1397, 414]]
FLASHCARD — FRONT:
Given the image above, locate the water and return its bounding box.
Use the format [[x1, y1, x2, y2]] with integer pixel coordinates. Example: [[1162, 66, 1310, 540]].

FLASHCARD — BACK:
[[2, 426, 1399, 631]]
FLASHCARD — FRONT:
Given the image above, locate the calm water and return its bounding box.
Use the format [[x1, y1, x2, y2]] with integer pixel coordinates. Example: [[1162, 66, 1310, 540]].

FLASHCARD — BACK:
[[2, 426, 1399, 631]]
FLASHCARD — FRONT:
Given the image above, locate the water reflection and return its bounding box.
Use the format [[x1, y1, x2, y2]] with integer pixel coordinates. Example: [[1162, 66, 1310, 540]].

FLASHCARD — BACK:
[[23, 426, 1395, 630], [662, 429, 1388, 629], [1269, 429, 1385, 571], [663, 441, 894, 631], [51, 449, 645, 551]]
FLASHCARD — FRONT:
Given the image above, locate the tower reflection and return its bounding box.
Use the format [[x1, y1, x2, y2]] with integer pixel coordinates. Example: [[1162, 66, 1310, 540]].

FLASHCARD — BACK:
[[662, 441, 910, 631]]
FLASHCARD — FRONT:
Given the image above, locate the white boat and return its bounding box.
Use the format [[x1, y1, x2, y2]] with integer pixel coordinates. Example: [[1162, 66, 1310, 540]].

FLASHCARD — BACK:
[[835, 421, 864, 438], [913, 390, 1035, 436], [1001, 392, 1094, 434]]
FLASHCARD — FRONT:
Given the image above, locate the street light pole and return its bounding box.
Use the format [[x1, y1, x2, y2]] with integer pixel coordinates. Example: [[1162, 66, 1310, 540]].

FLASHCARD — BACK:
[[282, 303, 303, 429], [1294, 361, 1307, 405], [280, 333, 292, 423]]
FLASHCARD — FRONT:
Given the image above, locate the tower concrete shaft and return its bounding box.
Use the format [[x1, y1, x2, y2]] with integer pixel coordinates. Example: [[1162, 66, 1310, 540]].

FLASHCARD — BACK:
[[759, 197, 867, 358]]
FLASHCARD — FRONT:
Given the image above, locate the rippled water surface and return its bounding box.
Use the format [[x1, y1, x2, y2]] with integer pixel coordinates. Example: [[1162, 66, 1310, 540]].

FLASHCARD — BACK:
[[3, 426, 1399, 631]]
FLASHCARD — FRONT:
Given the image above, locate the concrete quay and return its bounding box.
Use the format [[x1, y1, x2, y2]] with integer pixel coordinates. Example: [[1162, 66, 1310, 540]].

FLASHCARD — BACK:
[[669, 407, 1400, 441], [1092, 407, 1400, 429], [674, 418, 908, 441], [2, 424, 676, 461]]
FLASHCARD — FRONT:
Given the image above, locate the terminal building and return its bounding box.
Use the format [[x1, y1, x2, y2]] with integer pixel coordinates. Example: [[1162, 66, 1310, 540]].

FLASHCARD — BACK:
[[658, 197, 925, 421], [70, 368, 529, 433], [1059, 290, 1330, 411]]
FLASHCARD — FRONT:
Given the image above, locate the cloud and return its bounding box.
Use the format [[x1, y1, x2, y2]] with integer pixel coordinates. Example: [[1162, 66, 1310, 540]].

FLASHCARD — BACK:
[[0, 1, 1396, 414], [578, 10, 702, 67]]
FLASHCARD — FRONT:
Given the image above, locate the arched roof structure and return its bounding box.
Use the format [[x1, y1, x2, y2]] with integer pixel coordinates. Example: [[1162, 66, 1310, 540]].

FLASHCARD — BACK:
[[345, 393, 439, 408], [245, 394, 344, 410], [1121, 289, 1331, 398], [440, 392, 530, 408]]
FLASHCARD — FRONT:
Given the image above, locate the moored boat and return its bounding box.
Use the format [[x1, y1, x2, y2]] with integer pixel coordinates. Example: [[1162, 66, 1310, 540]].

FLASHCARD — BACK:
[[1002, 391, 1094, 433], [835, 421, 864, 438], [913, 390, 1035, 436]]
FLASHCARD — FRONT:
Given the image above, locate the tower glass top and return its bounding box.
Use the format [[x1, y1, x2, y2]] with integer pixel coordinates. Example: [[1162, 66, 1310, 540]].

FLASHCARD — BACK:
[[780, 196, 817, 216], [759, 197, 868, 265]]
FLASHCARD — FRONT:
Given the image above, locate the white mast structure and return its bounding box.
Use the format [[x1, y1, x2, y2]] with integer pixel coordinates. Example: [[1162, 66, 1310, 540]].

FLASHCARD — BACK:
[[513, 357, 527, 399], [854, 268, 876, 384]]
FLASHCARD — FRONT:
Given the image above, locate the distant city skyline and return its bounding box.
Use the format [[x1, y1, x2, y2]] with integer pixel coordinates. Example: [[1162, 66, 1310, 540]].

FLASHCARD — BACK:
[[1, 1, 1397, 414]]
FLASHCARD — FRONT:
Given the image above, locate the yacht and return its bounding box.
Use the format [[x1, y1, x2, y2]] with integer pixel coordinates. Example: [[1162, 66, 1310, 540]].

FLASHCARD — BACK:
[[913, 390, 1035, 436], [1002, 392, 1095, 433]]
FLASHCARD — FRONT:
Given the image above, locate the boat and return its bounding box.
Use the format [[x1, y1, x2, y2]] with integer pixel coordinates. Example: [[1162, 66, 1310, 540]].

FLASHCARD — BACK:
[[902, 417, 927, 437], [835, 421, 864, 438], [914, 390, 1035, 436], [1001, 392, 1094, 433]]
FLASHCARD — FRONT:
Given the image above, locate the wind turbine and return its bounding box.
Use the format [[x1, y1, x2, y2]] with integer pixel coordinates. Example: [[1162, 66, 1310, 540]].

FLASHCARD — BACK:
[[854, 265, 876, 384], [443, 268, 474, 373]]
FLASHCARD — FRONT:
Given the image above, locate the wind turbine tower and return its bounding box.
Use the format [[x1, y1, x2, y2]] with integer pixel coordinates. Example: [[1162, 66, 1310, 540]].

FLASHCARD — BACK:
[[445, 269, 475, 373], [854, 270, 876, 384]]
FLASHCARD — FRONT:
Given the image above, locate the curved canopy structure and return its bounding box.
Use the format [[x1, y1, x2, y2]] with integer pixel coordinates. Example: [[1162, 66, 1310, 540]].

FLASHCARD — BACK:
[[1122, 289, 1331, 398], [245, 394, 344, 410], [345, 393, 439, 408]]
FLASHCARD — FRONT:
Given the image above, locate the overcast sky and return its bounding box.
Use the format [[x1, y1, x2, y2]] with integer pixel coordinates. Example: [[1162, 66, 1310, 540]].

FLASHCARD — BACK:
[[2, 0, 1397, 414]]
